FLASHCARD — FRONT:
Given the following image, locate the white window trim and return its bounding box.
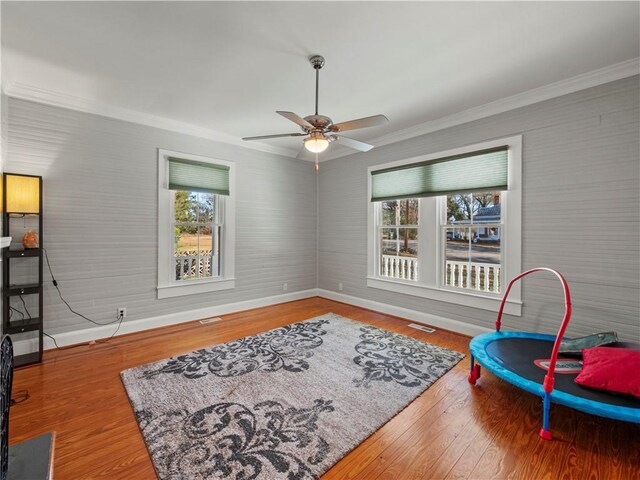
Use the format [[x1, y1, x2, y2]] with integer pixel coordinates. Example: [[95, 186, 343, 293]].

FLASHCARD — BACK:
[[157, 149, 236, 299], [367, 135, 522, 316]]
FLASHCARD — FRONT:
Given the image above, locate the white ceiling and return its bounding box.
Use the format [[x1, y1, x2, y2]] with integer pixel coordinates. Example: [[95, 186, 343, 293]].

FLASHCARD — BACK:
[[2, 2, 639, 159]]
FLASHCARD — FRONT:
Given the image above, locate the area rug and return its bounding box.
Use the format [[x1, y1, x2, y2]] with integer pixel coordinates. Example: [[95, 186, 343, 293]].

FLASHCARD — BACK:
[[121, 313, 464, 480]]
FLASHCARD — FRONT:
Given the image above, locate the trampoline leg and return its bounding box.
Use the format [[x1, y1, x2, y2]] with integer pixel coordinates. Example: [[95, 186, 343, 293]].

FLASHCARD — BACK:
[[468, 356, 481, 385], [539, 392, 553, 440]]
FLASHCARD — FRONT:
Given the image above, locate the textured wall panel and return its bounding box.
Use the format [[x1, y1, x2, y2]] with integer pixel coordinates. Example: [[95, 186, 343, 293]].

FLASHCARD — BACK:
[[6, 98, 318, 335], [319, 76, 640, 341]]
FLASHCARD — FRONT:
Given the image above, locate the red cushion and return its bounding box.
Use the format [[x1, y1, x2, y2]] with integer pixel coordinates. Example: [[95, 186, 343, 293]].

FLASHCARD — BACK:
[[574, 347, 640, 399]]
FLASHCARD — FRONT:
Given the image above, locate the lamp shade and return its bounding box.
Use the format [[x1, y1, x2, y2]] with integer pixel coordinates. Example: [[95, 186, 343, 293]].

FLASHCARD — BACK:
[[304, 133, 329, 153], [4, 174, 40, 214]]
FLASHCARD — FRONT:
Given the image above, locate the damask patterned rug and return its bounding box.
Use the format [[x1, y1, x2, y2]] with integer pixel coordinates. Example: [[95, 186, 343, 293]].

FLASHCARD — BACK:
[[121, 313, 464, 480]]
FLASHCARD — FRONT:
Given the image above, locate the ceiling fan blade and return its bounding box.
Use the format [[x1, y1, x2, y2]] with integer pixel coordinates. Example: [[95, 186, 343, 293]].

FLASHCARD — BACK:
[[242, 133, 306, 141], [276, 111, 314, 129], [331, 114, 389, 132], [336, 135, 374, 152]]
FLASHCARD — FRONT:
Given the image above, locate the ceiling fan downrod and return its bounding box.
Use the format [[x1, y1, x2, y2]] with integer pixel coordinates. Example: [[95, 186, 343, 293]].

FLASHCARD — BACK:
[[309, 55, 325, 116]]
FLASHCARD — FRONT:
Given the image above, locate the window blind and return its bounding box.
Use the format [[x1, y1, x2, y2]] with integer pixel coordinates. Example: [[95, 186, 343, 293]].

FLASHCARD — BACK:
[[371, 147, 508, 202], [168, 157, 230, 196]]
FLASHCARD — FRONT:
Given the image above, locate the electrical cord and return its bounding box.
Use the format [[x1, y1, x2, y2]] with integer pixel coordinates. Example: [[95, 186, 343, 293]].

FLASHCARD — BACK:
[[43, 248, 122, 326], [43, 331, 61, 349], [39, 248, 126, 347], [95, 312, 124, 344], [9, 305, 24, 321], [18, 295, 31, 320]]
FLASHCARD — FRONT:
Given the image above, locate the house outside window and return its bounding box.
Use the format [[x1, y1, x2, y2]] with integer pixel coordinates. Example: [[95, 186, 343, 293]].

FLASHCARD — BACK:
[[367, 136, 522, 315], [157, 149, 235, 299], [443, 192, 502, 293]]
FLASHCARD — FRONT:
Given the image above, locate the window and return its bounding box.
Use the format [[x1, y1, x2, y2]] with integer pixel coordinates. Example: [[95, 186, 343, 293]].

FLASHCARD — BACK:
[[367, 136, 522, 315], [173, 191, 222, 281], [442, 192, 502, 293], [377, 199, 419, 281], [158, 150, 235, 299]]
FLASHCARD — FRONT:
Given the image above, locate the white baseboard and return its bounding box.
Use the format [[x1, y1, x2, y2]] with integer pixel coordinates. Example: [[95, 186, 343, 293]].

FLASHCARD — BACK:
[[12, 289, 319, 356], [317, 289, 491, 337], [12, 287, 489, 356]]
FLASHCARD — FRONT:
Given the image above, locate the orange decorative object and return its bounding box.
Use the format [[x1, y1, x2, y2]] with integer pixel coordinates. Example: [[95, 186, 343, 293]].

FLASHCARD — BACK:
[[22, 230, 39, 249]]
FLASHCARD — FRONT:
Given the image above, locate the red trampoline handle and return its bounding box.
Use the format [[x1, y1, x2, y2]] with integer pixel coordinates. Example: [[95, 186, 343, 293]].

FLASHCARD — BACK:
[[495, 267, 573, 394]]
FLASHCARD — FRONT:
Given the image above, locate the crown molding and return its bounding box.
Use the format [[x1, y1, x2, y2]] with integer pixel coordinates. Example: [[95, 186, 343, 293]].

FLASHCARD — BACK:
[[321, 57, 640, 161], [3, 57, 638, 162], [3, 80, 300, 159]]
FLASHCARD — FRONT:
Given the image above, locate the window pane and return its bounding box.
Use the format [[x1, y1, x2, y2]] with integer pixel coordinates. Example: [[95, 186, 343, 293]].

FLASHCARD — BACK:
[[175, 225, 198, 253], [444, 226, 501, 293], [379, 227, 418, 281], [445, 227, 469, 263], [397, 228, 418, 256], [378, 199, 419, 281], [174, 226, 197, 281], [380, 199, 419, 226], [173, 191, 223, 282], [174, 190, 197, 223], [399, 199, 419, 225], [445, 226, 473, 289], [472, 227, 501, 293], [380, 228, 399, 255], [446, 192, 501, 225], [471, 192, 501, 224], [174, 226, 216, 281], [446, 194, 472, 224], [196, 192, 215, 224], [380, 200, 398, 226]]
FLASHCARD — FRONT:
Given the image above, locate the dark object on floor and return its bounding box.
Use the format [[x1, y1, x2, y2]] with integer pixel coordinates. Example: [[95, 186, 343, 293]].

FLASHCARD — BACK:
[[559, 332, 618, 355], [8, 432, 54, 480], [1, 335, 14, 480]]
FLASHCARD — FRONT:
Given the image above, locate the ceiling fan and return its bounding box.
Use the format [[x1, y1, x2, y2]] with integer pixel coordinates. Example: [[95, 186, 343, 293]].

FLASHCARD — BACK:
[[242, 55, 388, 161]]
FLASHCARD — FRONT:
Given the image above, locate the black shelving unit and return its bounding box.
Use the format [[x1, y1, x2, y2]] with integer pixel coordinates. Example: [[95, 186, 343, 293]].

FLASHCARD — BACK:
[[2, 173, 44, 367]]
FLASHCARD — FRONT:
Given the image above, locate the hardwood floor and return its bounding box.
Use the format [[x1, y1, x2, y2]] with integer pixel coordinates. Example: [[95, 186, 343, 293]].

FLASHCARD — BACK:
[[9, 297, 640, 479]]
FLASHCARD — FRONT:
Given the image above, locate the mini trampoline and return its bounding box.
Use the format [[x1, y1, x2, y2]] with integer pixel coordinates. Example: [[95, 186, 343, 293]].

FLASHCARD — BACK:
[[468, 267, 640, 440]]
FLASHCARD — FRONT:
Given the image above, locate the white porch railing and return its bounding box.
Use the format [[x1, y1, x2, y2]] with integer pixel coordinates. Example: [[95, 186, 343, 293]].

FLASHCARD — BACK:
[[380, 255, 501, 293], [445, 261, 501, 293], [175, 251, 214, 280], [381, 255, 419, 281]]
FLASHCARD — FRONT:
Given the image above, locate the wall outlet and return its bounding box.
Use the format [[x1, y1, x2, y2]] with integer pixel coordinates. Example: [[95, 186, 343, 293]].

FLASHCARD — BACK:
[[117, 307, 126, 319], [283, 283, 288, 291], [338, 283, 343, 291]]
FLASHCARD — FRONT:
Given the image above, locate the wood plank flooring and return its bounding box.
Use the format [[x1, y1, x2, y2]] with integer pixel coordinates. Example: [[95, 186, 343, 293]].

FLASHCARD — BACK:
[[9, 297, 640, 479]]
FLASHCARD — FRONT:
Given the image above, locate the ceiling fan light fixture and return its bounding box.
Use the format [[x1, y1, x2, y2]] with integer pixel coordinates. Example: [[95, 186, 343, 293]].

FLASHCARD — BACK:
[[304, 132, 329, 153], [243, 55, 387, 156]]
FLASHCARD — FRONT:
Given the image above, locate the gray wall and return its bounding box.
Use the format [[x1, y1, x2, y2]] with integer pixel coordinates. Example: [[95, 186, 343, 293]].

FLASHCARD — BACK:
[[6, 98, 318, 335], [6, 76, 639, 342], [319, 76, 640, 341]]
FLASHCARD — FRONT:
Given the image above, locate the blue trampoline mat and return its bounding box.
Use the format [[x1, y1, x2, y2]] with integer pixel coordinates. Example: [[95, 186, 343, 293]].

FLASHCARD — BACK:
[[470, 331, 640, 423]]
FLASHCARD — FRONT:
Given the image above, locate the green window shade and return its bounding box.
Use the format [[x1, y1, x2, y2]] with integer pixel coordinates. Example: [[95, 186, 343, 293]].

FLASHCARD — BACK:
[[168, 157, 230, 195], [371, 147, 508, 202]]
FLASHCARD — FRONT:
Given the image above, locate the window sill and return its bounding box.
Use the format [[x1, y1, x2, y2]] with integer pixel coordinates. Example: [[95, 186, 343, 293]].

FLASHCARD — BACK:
[[157, 278, 236, 299], [366, 276, 521, 316]]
